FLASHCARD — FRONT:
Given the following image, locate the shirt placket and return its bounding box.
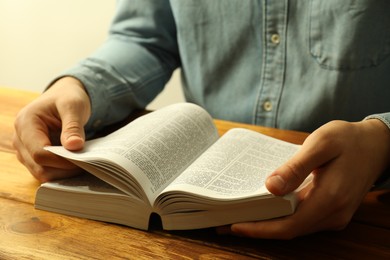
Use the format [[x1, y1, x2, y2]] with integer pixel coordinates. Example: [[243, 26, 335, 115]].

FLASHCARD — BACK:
[[254, 0, 288, 127]]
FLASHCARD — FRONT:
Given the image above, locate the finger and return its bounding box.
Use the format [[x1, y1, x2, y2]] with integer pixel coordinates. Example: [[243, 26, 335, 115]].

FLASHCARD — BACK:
[[230, 165, 355, 239], [266, 132, 341, 195], [14, 113, 53, 160], [230, 217, 300, 240], [30, 165, 84, 183], [13, 132, 79, 182], [217, 184, 311, 239], [15, 148, 81, 182], [227, 187, 331, 239]]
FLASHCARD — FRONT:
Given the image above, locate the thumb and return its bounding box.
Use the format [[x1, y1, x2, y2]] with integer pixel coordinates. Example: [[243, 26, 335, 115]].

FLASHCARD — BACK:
[[266, 159, 310, 196], [266, 134, 339, 196], [60, 113, 86, 151]]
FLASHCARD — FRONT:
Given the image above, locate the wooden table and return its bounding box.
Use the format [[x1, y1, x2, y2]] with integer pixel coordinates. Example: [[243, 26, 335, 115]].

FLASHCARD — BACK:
[[1, 87, 389, 259]]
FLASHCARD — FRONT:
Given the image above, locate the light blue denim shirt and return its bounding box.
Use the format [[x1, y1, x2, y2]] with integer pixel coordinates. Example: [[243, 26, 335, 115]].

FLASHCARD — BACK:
[[59, 0, 390, 134]]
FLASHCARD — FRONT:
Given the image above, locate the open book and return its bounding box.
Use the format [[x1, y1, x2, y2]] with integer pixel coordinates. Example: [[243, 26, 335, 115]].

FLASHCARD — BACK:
[[36, 103, 306, 231]]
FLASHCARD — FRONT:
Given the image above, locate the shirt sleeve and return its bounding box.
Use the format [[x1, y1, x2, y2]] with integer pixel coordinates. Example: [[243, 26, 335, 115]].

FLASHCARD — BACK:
[[365, 113, 390, 189], [56, 0, 180, 135], [365, 113, 390, 130]]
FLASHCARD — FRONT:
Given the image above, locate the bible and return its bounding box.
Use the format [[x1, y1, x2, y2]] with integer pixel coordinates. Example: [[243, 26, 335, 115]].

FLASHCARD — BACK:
[[35, 103, 307, 230]]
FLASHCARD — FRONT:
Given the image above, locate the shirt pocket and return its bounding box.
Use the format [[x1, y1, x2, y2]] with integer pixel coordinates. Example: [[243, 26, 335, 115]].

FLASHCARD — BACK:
[[309, 0, 390, 70]]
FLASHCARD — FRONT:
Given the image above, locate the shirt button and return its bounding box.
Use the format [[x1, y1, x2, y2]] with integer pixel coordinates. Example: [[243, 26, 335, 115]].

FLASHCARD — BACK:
[[262, 101, 273, 112], [271, 34, 280, 45]]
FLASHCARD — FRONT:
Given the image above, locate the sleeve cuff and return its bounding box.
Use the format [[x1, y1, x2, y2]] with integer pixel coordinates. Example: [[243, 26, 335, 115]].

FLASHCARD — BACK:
[[365, 114, 390, 130], [365, 113, 390, 189]]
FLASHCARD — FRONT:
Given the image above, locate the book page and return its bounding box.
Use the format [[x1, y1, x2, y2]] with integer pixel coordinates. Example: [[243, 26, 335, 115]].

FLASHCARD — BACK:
[[46, 103, 219, 205], [36, 174, 152, 230], [160, 128, 300, 200], [41, 173, 125, 195]]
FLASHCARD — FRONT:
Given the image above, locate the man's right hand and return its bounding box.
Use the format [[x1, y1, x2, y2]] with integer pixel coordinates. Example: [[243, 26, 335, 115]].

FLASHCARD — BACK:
[[13, 77, 91, 182]]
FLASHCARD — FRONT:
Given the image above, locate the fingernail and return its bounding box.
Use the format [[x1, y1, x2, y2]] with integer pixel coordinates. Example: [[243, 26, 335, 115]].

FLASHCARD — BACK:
[[269, 175, 286, 192], [64, 135, 83, 150]]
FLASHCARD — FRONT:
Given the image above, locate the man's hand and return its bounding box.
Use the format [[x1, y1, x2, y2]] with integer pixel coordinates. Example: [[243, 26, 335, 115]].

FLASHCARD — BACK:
[[13, 77, 91, 182], [218, 119, 390, 239]]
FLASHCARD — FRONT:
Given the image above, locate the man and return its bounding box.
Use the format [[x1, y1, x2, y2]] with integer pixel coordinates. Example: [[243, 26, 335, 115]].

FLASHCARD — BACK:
[[13, 0, 390, 239]]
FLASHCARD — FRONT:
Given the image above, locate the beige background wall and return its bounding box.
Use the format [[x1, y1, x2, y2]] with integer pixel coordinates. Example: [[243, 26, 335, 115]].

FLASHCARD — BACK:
[[0, 0, 183, 109]]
